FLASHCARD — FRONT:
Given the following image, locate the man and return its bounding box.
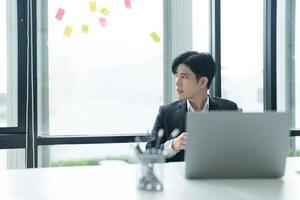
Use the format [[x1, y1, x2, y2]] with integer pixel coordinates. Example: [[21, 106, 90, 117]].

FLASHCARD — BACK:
[[146, 51, 238, 162]]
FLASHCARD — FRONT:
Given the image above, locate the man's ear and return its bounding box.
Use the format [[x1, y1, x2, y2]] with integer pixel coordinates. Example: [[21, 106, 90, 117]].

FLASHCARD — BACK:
[[199, 77, 208, 89]]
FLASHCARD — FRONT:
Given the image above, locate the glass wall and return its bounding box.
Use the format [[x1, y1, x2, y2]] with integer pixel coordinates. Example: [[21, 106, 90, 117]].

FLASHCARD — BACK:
[[0, 150, 7, 169], [0, 1, 8, 127], [38, 143, 143, 167], [0, 149, 25, 169], [192, 0, 209, 52], [221, 0, 263, 111], [0, 0, 18, 127], [37, 0, 163, 135], [295, 0, 300, 152]]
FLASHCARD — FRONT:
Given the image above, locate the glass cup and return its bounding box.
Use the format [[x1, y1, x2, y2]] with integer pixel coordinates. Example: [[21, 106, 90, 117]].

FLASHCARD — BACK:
[[136, 150, 165, 192]]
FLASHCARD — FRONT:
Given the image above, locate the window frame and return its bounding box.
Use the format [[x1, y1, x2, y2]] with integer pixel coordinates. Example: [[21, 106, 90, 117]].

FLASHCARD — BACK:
[[0, 0, 27, 148]]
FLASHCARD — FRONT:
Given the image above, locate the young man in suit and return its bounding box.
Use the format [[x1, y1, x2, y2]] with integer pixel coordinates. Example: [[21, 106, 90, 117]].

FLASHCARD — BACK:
[[146, 51, 238, 162]]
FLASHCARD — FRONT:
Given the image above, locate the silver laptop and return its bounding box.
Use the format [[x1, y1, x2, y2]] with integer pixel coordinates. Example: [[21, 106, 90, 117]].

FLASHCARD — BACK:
[[185, 112, 291, 179]]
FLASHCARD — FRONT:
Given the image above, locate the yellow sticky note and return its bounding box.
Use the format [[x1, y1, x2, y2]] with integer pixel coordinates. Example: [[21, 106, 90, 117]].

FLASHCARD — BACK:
[[89, 1, 97, 12], [100, 7, 110, 15], [82, 24, 89, 33], [64, 26, 73, 37], [150, 32, 160, 43]]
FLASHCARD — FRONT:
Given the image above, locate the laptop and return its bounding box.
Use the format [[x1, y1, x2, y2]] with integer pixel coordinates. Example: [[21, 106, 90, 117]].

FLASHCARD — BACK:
[[185, 112, 291, 179]]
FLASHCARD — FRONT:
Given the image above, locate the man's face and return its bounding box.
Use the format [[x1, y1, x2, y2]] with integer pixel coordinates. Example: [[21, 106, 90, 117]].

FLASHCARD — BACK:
[[175, 64, 206, 100]]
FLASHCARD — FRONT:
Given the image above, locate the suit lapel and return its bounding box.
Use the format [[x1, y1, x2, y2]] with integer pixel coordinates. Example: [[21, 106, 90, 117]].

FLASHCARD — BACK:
[[176, 100, 187, 131]]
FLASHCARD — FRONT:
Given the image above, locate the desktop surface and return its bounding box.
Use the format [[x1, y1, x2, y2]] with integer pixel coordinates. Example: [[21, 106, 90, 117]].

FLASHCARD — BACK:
[[0, 158, 299, 200]]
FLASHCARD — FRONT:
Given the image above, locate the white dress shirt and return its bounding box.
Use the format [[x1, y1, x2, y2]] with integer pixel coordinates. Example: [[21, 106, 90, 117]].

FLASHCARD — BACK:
[[164, 97, 209, 158]]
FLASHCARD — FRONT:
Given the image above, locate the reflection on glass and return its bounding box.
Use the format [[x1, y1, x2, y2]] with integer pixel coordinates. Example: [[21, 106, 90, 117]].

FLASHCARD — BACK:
[[38, 0, 163, 135], [221, 0, 263, 112]]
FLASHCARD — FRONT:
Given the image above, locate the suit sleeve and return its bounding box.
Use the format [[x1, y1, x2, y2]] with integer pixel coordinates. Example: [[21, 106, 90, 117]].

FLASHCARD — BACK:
[[233, 102, 238, 110], [146, 106, 166, 150]]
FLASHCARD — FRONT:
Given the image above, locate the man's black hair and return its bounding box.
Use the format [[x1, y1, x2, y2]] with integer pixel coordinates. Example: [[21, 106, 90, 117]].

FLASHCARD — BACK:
[[171, 51, 216, 89]]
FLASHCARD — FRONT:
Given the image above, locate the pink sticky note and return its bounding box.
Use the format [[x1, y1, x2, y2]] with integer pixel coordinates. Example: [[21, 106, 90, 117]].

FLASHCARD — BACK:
[[99, 18, 107, 27], [55, 8, 65, 21], [124, 0, 132, 8]]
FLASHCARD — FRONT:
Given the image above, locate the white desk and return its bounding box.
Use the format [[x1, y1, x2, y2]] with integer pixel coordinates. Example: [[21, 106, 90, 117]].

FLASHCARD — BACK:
[[0, 158, 299, 200]]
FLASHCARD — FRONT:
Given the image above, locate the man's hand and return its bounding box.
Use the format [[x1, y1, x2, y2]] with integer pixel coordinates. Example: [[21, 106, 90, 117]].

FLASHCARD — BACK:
[[171, 132, 187, 151]]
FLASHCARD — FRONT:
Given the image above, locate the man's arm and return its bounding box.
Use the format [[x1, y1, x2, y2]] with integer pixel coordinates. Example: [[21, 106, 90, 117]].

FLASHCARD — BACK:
[[146, 106, 166, 150]]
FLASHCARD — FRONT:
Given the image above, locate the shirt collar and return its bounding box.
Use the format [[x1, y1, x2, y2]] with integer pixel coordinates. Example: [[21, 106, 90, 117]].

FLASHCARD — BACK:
[[187, 96, 209, 112]]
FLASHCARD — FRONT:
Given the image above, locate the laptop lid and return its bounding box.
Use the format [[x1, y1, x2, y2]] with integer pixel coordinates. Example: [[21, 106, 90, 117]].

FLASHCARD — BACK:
[[185, 112, 291, 179]]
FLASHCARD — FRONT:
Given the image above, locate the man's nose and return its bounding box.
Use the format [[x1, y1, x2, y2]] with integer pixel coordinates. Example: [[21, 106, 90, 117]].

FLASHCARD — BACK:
[[175, 77, 181, 86]]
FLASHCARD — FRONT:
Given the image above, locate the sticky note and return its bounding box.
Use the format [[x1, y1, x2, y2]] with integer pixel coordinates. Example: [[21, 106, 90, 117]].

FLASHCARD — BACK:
[[55, 8, 65, 21], [124, 0, 132, 8], [64, 26, 73, 37], [89, 1, 97, 12], [150, 32, 160, 43], [100, 7, 110, 15], [82, 24, 89, 33], [99, 18, 107, 27]]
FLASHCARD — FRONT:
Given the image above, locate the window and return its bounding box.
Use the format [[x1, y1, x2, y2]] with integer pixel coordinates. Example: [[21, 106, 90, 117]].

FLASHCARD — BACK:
[[0, 0, 18, 128], [3, 0, 295, 167], [38, 143, 141, 167], [0, 0, 26, 169], [0, 149, 25, 169], [192, 0, 209, 52], [221, 0, 263, 111], [0, 0, 7, 126], [0, 150, 7, 169], [295, 0, 300, 151], [37, 0, 163, 135], [277, 0, 299, 154]]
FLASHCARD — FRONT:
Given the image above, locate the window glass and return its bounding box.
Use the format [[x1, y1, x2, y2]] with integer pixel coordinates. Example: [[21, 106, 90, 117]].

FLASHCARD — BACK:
[[295, 0, 300, 152], [0, 1, 8, 127], [0, 150, 7, 169], [38, 143, 144, 167], [221, 0, 263, 111], [0, 149, 25, 169], [192, 0, 209, 52], [37, 0, 163, 135], [0, 0, 18, 127]]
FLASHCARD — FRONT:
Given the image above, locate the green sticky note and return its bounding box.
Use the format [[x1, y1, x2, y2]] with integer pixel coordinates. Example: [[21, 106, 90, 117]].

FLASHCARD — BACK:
[[89, 1, 97, 12], [150, 32, 160, 43], [82, 24, 89, 33], [100, 7, 110, 15], [64, 26, 73, 37]]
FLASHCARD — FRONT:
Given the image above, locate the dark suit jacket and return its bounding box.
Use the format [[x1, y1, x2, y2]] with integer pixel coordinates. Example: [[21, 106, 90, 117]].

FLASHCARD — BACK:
[[146, 96, 238, 162]]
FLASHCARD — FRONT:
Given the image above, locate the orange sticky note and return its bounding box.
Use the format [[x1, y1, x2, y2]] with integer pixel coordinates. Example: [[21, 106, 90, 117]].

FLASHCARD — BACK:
[[124, 0, 132, 8], [89, 1, 97, 12], [64, 26, 73, 37], [55, 8, 65, 21], [150, 32, 160, 43], [100, 7, 110, 15], [82, 24, 89, 33], [99, 18, 107, 27]]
